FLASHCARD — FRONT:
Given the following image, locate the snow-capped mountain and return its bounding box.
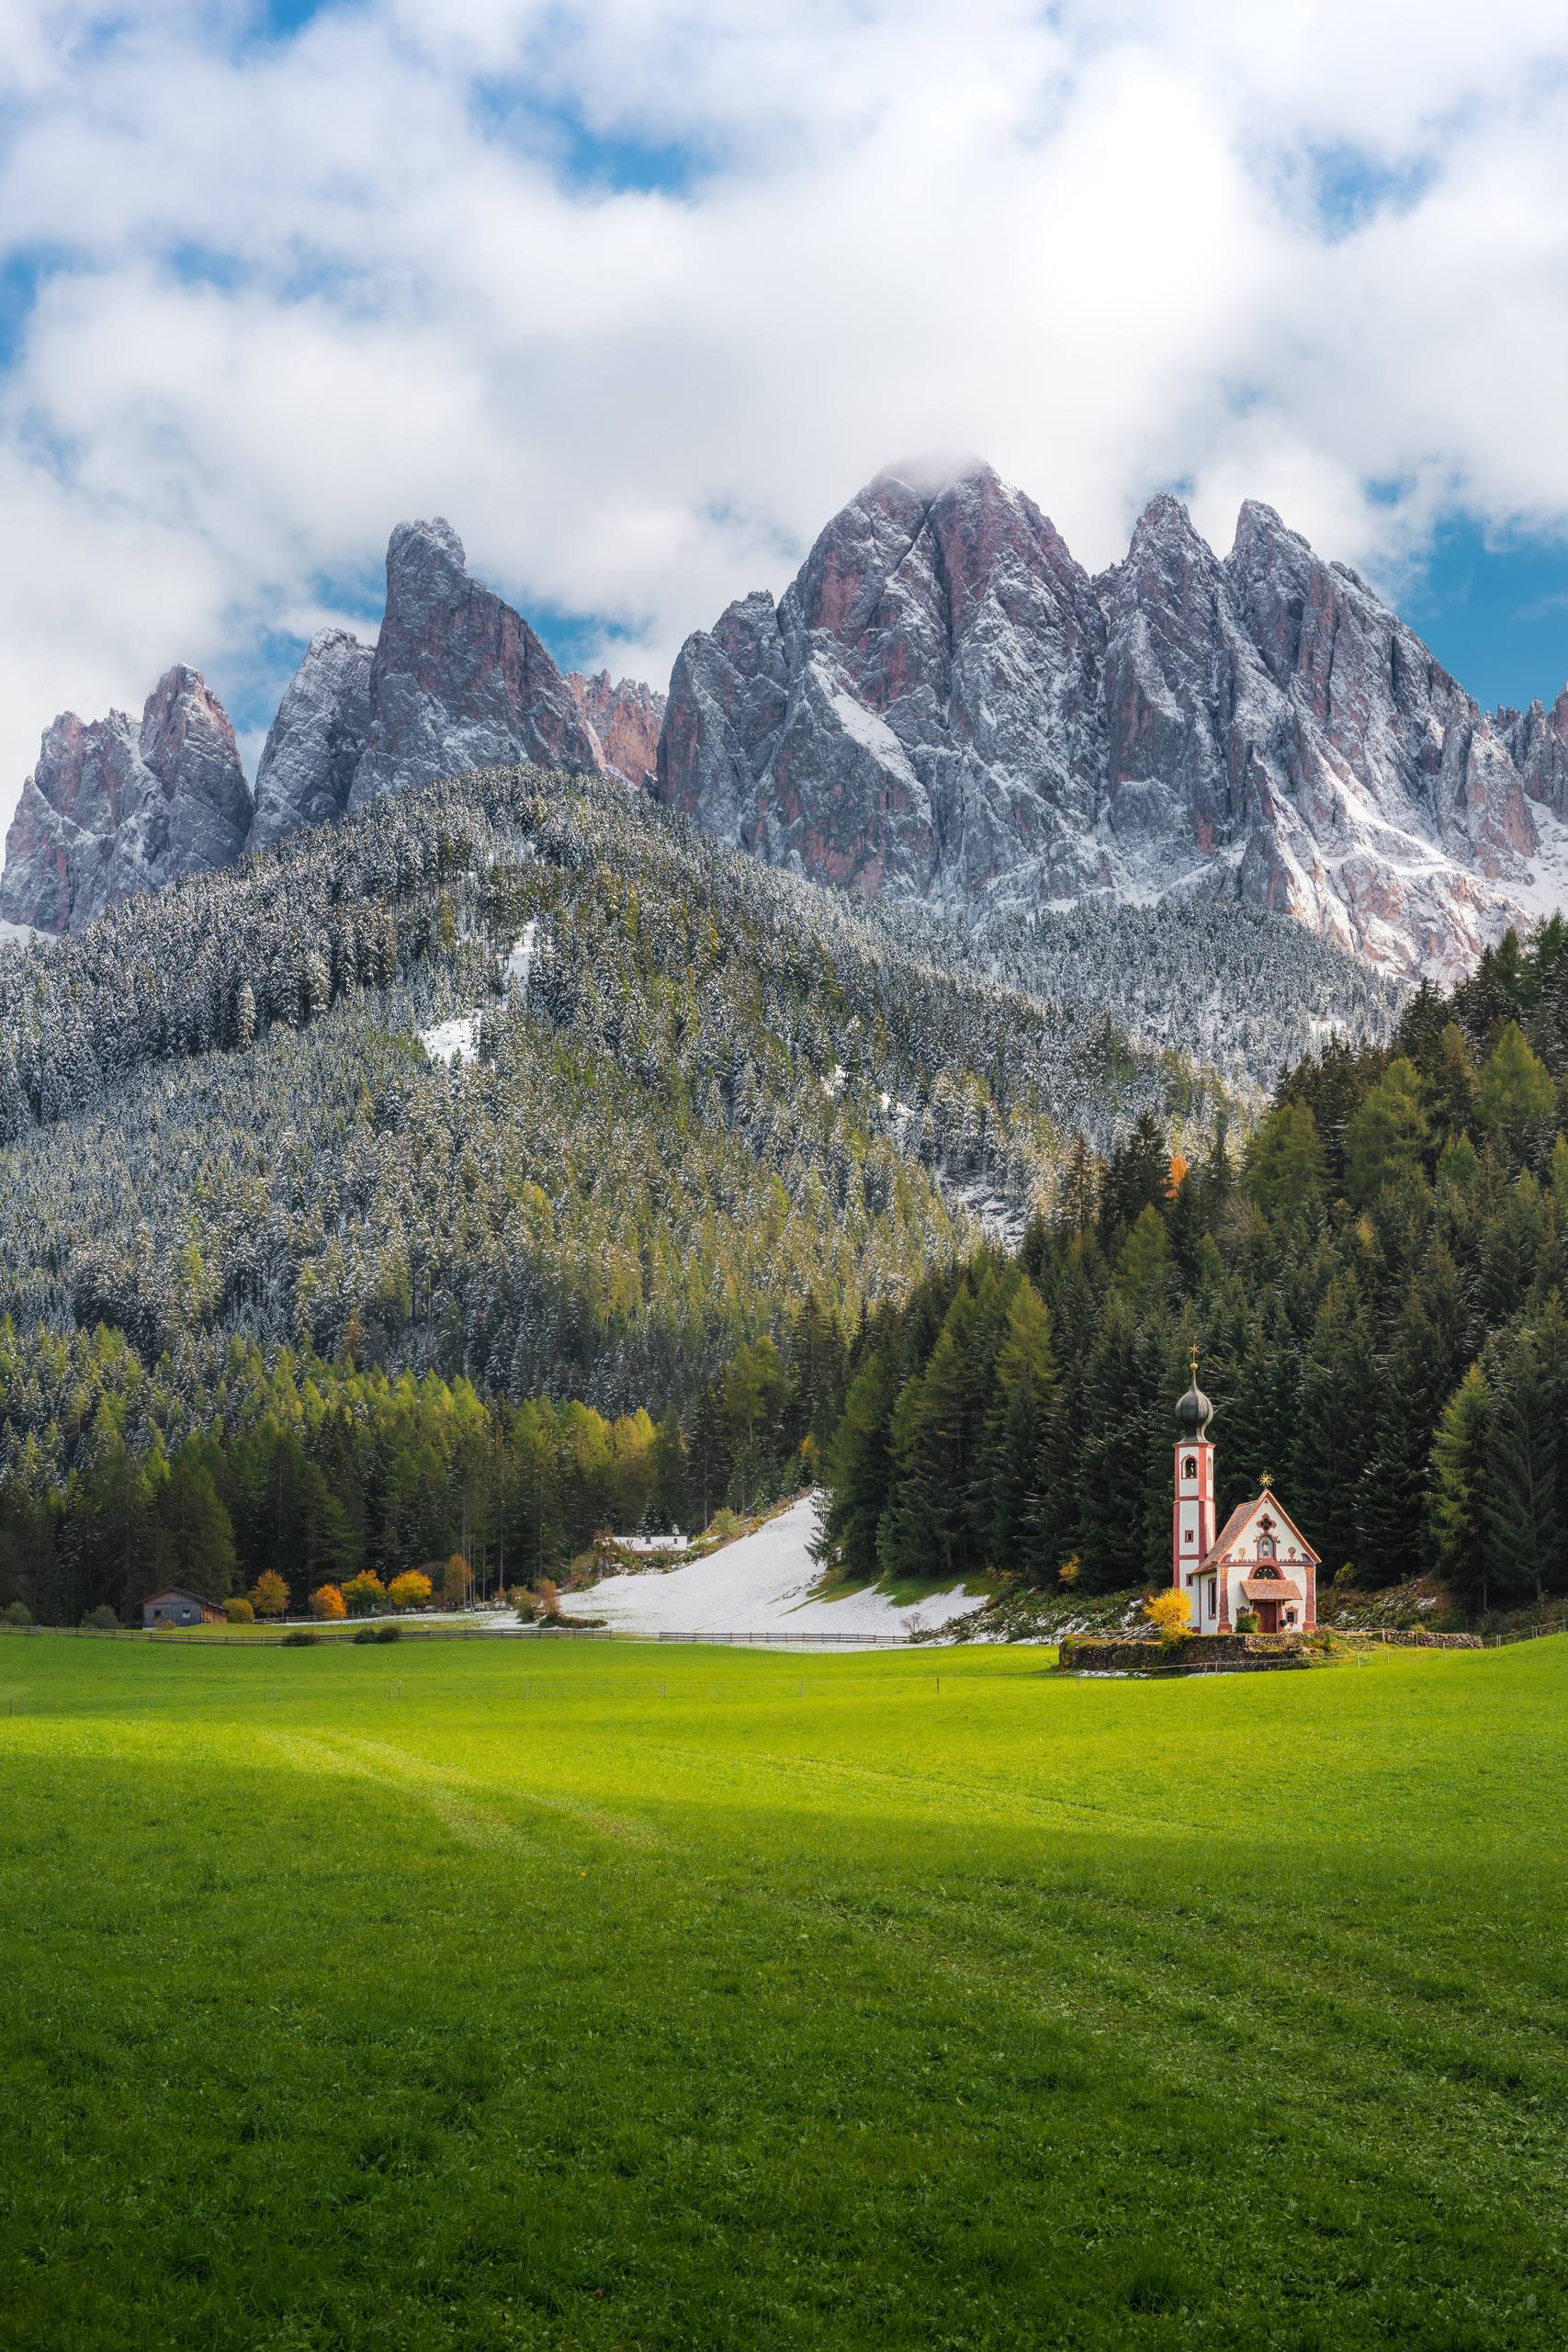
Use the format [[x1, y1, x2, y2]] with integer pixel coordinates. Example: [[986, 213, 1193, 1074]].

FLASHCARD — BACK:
[[656, 462, 1568, 979], [6, 456, 1565, 978], [0, 521, 661, 934], [0, 666, 253, 934]]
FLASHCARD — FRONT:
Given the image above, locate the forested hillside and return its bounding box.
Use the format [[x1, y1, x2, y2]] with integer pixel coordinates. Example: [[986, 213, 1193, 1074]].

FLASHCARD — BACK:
[[0, 764, 1226, 1623], [820, 920, 1568, 1616], [922, 898, 1403, 1090]]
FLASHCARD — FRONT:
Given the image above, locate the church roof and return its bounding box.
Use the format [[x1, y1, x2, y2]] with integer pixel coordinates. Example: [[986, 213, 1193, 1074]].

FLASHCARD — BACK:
[[1201, 1500, 1256, 1568], [1241, 1575, 1304, 1603], [1200, 1489, 1320, 1572]]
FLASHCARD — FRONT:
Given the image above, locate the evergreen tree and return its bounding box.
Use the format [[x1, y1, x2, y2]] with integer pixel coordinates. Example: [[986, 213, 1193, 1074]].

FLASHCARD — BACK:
[[1246, 1101, 1327, 1224], [1429, 1374, 1495, 1609], [1291, 1275, 1375, 1582], [1357, 1247, 1470, 1587], [1483, 1327, 1562, 1606], [160, 1441, 239, 1598], [820, 1353, 897, 1582], [1474, 1023, 1555, 1167], [1344, 1058, 1430, 1204], [984, 1277, 1063, 1576]]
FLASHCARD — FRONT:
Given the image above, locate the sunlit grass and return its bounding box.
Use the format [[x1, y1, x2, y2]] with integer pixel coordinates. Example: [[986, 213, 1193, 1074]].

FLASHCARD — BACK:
[[2, 1636, 1565, 2348]]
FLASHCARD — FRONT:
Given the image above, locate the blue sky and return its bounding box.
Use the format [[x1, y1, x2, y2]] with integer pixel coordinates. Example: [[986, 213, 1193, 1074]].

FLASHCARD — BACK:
[[3, 0, 1568, 807], [1404, 523, 1568, 714]]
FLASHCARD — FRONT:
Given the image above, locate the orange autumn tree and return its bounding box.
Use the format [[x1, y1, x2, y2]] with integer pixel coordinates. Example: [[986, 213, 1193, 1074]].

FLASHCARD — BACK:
[[251, 1570, 288, 1619], [311, 1583, 346, 1622]]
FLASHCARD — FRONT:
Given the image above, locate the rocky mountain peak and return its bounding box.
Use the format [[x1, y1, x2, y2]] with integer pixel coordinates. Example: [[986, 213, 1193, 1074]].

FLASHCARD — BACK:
[[658, 463, 1568, 979], [0, 665, 253, 934], [565, 670, 665, 788], [1128, 490, 1201, 544], [389, 514, 466, 573], [349, 514, 601, 809], [4, 517, 670, 932], [250, 628, 374, 851]]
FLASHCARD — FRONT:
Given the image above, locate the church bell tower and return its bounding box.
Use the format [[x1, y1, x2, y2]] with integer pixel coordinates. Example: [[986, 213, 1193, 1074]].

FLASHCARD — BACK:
[[1172, 1351, 1215, 1604]]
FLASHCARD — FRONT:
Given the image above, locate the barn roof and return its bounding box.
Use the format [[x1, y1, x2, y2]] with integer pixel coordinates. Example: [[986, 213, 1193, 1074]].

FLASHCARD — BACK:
[[141, 1588, 220, 1609]]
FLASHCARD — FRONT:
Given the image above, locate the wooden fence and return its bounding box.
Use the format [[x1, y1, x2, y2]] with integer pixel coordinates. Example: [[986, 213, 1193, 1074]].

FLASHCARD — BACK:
[[0, 1621, 912, 1650]]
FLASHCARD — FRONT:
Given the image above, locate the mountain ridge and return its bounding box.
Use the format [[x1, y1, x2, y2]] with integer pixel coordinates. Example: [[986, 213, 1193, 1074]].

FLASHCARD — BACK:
[[656, 461, 1568, 979], [6, 459, 1568, 978], [0, 524, 664, 934]]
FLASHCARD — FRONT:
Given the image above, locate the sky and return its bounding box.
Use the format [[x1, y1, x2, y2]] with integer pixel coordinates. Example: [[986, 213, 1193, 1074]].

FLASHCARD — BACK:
[[5, 0, 1568, 818]]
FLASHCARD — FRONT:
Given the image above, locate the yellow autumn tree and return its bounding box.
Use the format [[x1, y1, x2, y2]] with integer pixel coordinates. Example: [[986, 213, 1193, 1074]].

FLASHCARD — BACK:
[[388, 1570, 433, 1613], [442, 1554, 472, 1610], [251, 1570, 288, 1619], [311, 1583, 346, 1622], [341, 1570, 387, 1618], [1143, 1589, 1190, 1645]]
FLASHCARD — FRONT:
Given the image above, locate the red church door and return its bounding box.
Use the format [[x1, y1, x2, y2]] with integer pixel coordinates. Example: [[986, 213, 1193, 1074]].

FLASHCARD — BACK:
[[1255, 1598, 1280, 1634]]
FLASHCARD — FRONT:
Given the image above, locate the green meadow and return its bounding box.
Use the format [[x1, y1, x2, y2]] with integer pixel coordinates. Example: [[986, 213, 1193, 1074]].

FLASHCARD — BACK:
[[2, 1637, 1566, 2350]]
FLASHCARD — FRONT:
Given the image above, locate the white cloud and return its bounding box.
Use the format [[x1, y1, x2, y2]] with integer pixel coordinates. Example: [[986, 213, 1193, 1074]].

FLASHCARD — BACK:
[[1, 0, 1568, 819]]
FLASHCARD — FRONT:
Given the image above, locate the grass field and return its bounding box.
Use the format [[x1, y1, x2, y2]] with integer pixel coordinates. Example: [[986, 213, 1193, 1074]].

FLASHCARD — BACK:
[[2, 1636, 1566, 2350]]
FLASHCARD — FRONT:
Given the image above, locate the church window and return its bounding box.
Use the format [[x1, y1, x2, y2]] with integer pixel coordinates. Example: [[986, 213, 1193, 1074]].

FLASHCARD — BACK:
[[1182, 1456, 1197, 1479], [1258, 1534, 1276, 1561]]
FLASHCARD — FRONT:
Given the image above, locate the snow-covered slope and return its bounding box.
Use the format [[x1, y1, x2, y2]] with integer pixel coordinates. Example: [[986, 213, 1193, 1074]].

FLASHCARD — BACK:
[[572, 1494, 986, 1641]]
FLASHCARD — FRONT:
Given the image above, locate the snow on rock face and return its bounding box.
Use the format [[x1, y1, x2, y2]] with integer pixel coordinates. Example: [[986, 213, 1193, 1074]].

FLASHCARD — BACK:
[[2, 521, 675, 933], [659, 460, 1568, 980], [566, 669, 665, 786], [1502, 687, 1568, 824], [658, 463, 1110, 914], [250, 628, 373, 849], [349, 518, 602, 809], [0, 669, 252, 934]]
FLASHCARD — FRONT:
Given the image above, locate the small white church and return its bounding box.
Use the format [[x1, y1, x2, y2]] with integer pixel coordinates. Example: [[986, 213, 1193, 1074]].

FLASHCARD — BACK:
[[1172, 1360, 1319, 1634]]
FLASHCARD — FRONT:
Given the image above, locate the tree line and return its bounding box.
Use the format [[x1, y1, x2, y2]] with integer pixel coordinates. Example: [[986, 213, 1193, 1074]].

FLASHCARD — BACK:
[[0, 1295, 850, 1627], [819, 918, 1568, 1616]]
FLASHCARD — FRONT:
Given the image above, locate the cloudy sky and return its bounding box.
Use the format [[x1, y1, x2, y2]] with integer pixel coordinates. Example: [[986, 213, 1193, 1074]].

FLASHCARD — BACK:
[[4, 0, 1568, 820]]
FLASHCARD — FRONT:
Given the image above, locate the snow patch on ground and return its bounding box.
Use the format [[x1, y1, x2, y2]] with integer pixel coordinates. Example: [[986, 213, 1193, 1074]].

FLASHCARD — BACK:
[[946, 1176, 1032, 1248], [420, 1013, 481, 1067], [419, 925, 538, 1069], [503, 918, 538, 995], [567, 1493, 986, 1642]]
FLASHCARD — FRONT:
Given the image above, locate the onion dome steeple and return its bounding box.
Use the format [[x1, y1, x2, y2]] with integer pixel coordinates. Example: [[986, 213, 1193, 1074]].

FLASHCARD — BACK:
[[1175, 1346, 1213, 1440]]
